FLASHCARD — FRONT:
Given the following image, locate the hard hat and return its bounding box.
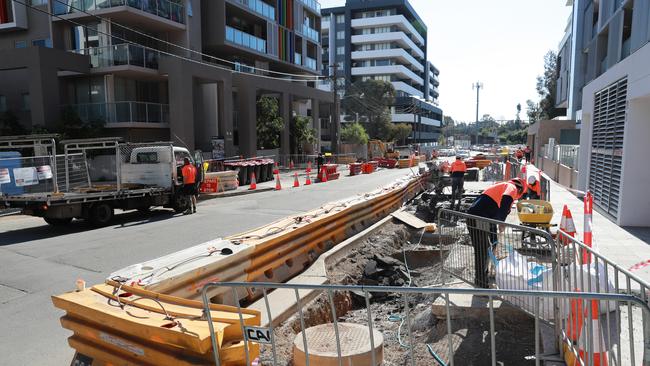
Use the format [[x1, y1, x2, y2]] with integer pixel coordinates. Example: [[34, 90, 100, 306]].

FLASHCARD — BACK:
[[455, 155, 461, 159], [527, 175, 537, 185]]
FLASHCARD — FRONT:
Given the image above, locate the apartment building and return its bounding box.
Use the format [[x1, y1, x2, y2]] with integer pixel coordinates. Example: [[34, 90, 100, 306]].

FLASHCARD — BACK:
[[0, 0, 331, 157], [556, 0, 650, 226], [321, 0, 442, 142]]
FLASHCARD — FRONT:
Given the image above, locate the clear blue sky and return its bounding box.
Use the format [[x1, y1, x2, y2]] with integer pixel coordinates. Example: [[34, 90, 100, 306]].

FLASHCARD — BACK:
[[319, 0, 572, 123]]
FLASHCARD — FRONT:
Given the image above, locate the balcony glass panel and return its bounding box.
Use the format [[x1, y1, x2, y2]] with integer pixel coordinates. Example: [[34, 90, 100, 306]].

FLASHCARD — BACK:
[[299, 0, 320, 13], [225, 26, 267, 53], [302, 24, 319, 42], [232, 0, 275, 20], [66, 102, 169, 124], [294, 53, 302, 65], [74, 44, 159, 69], [305, 56, 317, 70], [53, 0, 185, 25]]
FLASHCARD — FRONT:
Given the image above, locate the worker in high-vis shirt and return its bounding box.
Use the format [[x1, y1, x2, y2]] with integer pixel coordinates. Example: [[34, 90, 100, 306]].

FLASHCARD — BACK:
[[466, 178, 527, 288], [450, 156, 467, 211], [526, 174, 541, 199], [181, 158, 198, 215]]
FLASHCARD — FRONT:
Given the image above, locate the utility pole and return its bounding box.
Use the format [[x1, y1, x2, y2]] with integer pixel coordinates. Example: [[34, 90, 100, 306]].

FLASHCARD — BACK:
[[472, 81, 483, 144], [330, 64, 341, 155]]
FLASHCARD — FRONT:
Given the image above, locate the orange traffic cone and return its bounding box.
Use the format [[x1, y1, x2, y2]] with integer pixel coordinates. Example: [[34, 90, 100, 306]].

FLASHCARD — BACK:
[[275, 172, 282, 190], [290, 160, 294, 170], [563, 205, 577, 245], [307, 161, 312, 173], [305, 170, 312, 185], [576, 300, 608, 366], [320, 166, 328, 183], [293, 172, 300, 188], [249, 172, 257, 190], [273, 162, 279, 175], [566, 290, 584, 342]]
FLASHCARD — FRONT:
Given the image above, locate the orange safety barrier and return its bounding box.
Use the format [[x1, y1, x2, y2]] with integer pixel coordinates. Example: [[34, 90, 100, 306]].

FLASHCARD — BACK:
[[583, 191, 593, 264], [349, 163, 362, 176]]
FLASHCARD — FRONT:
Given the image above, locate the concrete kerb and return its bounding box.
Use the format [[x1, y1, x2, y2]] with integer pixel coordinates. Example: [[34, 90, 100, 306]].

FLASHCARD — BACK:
[[249, 215, 395, 327]]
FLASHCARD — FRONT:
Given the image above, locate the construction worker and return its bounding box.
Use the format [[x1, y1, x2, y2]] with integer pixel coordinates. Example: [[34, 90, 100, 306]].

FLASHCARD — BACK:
[[515, 148, 524, 162], [181, 157, 197, 215], [450, 156, 467, 210], [467, 178, 527, 288], [526, 174, 541, 199], [524, 145, 532, 163]]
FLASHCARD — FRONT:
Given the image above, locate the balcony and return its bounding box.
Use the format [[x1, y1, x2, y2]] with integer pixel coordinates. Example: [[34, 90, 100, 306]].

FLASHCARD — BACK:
[[73, 44, 160, 70], [230, 0, 275, 20], [225, 26, 267, 53], [351, 15, 425, 46], [392, 81, 423, 98], [352, 65, 424, 86], [351, 48, 424, 72], [305, 56, 317, 70], [295, 53, 302, 66], [53, 0, 185, 30], [351, 32, 424, 59], [301, 24, 319, 43], [65, 102, 170, 127], [299, 0, 320, 14]]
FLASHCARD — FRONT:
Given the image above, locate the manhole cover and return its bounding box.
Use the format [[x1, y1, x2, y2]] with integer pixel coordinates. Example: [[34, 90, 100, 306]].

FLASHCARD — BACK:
[[293, 322, 383, 366]]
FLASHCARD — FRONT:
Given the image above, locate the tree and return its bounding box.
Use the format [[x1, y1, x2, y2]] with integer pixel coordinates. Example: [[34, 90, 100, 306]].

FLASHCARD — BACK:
[[342, 79, 395, 141], [515, 103, 522, 129], [290, 115, 317, 154], [256, 96, 284, 150], [526, 99, 543, 124], [0, 111, 27, 135], [388, 123, 412, 145], [532, 50, 561, 121], [340, 122, 369, 145], [56, 106, 105, 139]]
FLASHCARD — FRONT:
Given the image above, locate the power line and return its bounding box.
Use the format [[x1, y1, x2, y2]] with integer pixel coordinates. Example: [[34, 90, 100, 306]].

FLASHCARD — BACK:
[[48, 0, 324, 80], [12, 0, 324, 83]]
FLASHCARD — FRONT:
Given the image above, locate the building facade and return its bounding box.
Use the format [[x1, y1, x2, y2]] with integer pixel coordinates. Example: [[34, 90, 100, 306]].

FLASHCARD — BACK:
[[0, 0, 332, 157], [321, 0, 442, 143], [557, 0, 650, 226]]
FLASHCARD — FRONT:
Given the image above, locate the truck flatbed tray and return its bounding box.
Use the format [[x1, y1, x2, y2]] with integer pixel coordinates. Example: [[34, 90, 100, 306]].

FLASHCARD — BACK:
[[2, 187, 168, 205]]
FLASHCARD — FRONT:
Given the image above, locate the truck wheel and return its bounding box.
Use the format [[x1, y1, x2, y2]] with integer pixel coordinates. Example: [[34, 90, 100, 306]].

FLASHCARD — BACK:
[[90, 203, 114, 226], [44, 217, 73, 226], [172, 195, 189, 213]]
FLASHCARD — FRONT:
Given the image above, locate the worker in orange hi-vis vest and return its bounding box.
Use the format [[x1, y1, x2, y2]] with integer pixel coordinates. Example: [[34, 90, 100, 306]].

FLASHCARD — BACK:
[[181, 158, 198, 215], [466, 178, 527, 288], [526, 175, 541, 199], [450, 156, 467, 211]]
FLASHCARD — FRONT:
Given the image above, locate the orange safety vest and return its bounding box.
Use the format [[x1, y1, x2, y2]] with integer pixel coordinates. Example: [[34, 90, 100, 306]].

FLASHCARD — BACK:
[[483, 182, 519, 208], [451, 160, 467, 173], [529, 180, 541, 196], [181, 164, 197, 184]]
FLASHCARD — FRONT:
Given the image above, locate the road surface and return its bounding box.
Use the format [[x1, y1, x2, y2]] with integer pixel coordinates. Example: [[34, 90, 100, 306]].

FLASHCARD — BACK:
[[0, 167, 417, 365]]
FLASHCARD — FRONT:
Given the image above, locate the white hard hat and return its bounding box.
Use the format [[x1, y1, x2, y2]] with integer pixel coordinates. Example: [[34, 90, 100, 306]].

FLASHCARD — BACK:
[[527, 175, 537, 185]]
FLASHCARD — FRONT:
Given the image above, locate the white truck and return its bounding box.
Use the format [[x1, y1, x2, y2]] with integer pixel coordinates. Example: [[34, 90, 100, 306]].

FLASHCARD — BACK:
[[0, 135, 198, 226]]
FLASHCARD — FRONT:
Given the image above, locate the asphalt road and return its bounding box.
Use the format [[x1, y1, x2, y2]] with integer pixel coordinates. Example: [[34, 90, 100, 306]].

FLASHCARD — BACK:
[[0, 167, 416, 365]]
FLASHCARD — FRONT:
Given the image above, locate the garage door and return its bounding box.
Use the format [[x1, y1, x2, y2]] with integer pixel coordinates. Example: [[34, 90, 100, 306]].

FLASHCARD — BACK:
[[589, 78, 626, 219]]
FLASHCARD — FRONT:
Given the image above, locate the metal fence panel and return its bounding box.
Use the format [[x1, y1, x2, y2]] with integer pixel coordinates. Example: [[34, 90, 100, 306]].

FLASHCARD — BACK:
[[199, 282, 649, 366]]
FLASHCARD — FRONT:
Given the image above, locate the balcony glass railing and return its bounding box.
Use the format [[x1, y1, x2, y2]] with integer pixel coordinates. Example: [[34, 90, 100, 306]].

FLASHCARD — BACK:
[[225, 26, 266, 53], [305, 56, 317, 70], [294, 53, 302, 66], [301, 24, 319, 43], [53, 0, 185, 25], [74, 44, 160, 69], [233, 0, 275, 20], [299, 0, 320, 13], [65, 102, 170, 125]]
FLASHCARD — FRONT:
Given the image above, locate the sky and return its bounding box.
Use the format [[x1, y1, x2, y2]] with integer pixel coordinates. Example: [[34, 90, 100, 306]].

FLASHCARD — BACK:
[[319, 0, 572, 123]]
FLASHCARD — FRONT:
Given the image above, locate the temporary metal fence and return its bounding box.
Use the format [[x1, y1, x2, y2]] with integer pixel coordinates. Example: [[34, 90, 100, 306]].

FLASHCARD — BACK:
[[0, 155, 60, 195], [275, 153, 358, 169], [437, 209, 557, 320], [200, 282, 649, 366]]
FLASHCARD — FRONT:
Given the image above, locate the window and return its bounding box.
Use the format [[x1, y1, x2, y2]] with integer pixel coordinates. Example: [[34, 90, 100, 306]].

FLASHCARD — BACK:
[[21, 93, 30, 111], [336, 46, 345, 55], [375, 43, 390, 50], [336, 14, 344, 23], [32, 38, 52, 48], [336, 31, 345, 40], [14, 40, 27, 48], [136, 152, 159, 164], [30, 0, 48, 5], [322, 15, 330, 23], [0, 96, 6, 113]]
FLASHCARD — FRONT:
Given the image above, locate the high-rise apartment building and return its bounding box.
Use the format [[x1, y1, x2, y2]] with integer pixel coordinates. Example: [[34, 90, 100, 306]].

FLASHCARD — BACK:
[[556, 0, 650, 226], [0, 0, 331, 157], [321, 0, 442, 142]]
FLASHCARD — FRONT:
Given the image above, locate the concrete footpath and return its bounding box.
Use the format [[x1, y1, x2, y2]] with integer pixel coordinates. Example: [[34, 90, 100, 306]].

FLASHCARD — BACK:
[[528, 164, 650, 285]]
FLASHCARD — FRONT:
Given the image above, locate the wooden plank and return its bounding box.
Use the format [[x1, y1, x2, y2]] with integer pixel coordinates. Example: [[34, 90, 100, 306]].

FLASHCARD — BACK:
[[391, 209, 432, 230]]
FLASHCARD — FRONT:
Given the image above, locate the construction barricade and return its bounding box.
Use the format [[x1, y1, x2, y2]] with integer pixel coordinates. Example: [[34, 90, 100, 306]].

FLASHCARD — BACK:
[[199, 281, 649, 366], [348, 163, 362, 176], [362, 161, 378, 174], [317, 164, 339, 181]]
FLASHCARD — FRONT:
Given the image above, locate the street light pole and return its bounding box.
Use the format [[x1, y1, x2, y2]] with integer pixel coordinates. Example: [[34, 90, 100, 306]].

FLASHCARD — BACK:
[[329, 64, 341, 155], [472, 81, 483, 144]]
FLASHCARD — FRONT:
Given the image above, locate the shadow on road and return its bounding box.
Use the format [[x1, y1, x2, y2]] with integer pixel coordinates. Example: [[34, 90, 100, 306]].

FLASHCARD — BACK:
[[0, 209, 179, 246]]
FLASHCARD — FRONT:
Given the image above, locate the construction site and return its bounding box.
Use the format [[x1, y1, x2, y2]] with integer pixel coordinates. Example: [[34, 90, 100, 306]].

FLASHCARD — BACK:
[[1, 135, 645, 366]]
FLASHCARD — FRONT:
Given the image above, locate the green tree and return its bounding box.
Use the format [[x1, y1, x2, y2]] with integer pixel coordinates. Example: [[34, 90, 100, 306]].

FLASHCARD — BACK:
[[533, 50, 561, 120], [388, 123, 412, 145], [0, 111, 27, 135], [256, 96, 284, 150], [342, 79, 395, 140], [56, 106, 105, 139], [340, 122, 369, 145], [290, 115, 317, 154], [526, 99, 543, 124]]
